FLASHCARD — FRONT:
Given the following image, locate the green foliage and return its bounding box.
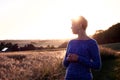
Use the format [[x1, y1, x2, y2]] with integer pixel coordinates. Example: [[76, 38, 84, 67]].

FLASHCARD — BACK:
[[92, 59, 120, 80], [93, 46, 120, 80], [99, 46, 119, 60], [102, 43, 120, 51]]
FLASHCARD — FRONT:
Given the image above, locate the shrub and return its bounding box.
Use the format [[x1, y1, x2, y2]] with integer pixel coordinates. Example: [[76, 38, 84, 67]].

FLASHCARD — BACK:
[[99, 46, 119, 60], [7, 55, 26, 61]]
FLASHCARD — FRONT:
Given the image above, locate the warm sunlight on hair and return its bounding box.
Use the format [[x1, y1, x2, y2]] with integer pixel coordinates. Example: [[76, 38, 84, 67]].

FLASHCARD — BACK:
[[71, 16, 81, 22], [71, 16, 88, 30]]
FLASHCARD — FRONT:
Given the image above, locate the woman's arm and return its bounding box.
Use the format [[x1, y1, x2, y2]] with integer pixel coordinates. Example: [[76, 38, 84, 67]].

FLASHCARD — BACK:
[[63, 53, 70, 68], [63, 42, 70, 68], [78, 40, 102, 70]]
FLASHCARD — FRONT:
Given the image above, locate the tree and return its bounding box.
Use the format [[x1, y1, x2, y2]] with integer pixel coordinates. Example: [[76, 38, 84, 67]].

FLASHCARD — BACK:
[[20, 44, 36, 51], [12, 44, 19, 51], [0, 42, 5, 51]]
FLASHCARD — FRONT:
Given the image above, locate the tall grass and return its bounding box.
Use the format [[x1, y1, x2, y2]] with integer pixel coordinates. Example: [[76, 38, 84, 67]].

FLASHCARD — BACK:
[[99, 46, 119, 60], [0, 50, 65, 80], [93, 46, 120, 80], [0, 46, 119, 80], [101, 43, 120, 51]]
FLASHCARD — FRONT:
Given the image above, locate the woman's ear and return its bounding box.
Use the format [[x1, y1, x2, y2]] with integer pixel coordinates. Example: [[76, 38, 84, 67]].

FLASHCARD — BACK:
[[78, 24, 82, 29]]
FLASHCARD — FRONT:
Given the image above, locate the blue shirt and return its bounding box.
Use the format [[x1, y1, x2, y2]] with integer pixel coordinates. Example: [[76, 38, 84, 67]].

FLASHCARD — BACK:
[[63, 39, 101, 80]]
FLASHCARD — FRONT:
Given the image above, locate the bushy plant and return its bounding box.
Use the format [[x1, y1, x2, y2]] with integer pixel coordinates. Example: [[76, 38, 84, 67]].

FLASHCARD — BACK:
[[99, 46, 119, 60]]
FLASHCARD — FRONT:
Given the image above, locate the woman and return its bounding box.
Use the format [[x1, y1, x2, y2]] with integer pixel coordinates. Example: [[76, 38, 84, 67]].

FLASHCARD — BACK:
[[63, 16, 101, 80]]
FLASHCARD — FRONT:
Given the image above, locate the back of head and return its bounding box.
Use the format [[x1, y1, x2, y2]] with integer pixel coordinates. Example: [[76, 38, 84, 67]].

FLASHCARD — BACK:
[[71, 16, 88, 30]]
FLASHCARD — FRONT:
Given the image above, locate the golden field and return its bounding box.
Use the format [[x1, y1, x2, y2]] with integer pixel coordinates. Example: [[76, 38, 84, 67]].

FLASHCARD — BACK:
[[0, 49, 65, 80], [0, 43, 120, 80]]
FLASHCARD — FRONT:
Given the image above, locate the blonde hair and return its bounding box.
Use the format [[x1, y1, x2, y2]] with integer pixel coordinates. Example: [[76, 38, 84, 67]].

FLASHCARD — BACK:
[[71, 16, 88, 30]]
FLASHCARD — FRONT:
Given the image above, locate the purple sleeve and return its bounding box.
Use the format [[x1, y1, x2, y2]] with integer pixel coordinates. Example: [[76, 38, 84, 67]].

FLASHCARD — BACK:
[[63, 42, 70, 68], [78, 40, 102, 70]]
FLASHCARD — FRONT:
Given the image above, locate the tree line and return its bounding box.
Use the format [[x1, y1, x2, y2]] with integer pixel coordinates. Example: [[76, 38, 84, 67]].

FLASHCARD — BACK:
[[0, 42, 55, 52], [92, 23, 120, 44]]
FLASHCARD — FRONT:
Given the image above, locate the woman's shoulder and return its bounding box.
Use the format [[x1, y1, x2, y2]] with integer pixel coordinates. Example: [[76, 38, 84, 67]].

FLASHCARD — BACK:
[[88, 38, 97, 43], [70, 38, 96, 42], [87, 38, 99, 47]]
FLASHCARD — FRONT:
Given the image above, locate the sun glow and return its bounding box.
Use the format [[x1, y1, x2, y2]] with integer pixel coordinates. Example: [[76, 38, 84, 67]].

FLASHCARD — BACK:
[[0, 0, 120, 40], [35, 0, 94, 39]]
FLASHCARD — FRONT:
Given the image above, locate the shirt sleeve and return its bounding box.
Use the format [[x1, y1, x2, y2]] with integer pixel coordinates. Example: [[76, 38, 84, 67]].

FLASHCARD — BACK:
[[63, 42, 70, 68], [78, 40, 102, 70]]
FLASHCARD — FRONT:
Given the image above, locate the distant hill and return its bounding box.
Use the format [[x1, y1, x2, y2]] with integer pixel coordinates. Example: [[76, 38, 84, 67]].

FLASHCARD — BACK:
[[0, 39, 67, 48], [93, 23, 120, 44]]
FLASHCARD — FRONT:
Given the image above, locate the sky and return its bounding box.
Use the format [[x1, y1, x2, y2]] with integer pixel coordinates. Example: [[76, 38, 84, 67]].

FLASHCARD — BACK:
[[0, 0, 120, 40]]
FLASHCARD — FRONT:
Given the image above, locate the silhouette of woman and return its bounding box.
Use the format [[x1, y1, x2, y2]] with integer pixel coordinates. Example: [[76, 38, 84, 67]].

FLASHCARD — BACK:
[[63, 16, 102, 80]]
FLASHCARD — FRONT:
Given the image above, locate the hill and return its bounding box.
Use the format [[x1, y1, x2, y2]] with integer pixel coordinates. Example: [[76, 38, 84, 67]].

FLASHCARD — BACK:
[[0, 39, 67, 48], [93, 23, 120, 44]]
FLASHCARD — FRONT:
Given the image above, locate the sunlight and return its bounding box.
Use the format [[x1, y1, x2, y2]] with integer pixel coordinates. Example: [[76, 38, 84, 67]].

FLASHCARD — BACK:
[[34, 0, 87, 39], [17, 0, 97, 39], [0, 0, 119, 40]]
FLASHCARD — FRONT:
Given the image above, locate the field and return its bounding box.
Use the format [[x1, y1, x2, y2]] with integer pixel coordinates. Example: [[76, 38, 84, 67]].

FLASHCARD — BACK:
[[0, 49, 66, 80], [0, 43, 120, 80]]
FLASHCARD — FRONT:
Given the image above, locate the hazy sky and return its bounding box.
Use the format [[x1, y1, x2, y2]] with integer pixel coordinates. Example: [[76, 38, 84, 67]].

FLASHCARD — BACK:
[[0, 0, 120, 40]]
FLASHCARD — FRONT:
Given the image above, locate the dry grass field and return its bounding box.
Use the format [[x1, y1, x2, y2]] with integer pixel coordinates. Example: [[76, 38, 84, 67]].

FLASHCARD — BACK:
[[0, 50, 65, 80], [0, 43, 120, 80]]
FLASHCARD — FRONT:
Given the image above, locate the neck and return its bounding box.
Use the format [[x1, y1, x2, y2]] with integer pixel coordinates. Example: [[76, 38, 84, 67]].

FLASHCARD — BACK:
[[77, 31, 89, 40]]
